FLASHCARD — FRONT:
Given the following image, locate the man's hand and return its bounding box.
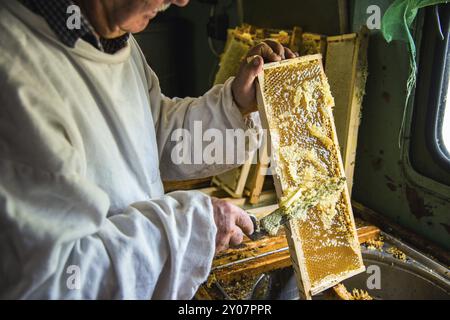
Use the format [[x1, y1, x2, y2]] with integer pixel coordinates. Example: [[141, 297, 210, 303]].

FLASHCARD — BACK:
[[211, 197, 254, 254], [231, 40, 299, 116]]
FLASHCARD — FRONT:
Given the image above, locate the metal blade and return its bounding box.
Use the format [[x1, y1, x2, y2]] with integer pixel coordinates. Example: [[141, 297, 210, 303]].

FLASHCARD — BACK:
[[247, 214, 269, 241]]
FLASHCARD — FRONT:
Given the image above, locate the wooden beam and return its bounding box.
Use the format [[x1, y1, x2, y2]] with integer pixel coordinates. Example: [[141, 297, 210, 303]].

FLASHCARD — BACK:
[[244, 135, 271, 204], [163, 178, 211, 193], [356, 225, 381, 244]]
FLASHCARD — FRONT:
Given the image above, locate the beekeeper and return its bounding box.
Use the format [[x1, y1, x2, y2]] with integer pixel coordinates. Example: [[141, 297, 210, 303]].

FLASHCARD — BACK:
[[0, 0, 297, 299]]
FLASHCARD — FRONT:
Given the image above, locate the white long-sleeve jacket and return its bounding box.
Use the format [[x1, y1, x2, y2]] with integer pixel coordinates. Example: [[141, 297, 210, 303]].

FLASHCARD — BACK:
[[0, 1, 252, 299]]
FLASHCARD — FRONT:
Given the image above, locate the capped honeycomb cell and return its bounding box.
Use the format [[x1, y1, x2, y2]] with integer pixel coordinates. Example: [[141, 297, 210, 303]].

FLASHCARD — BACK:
[[256, 55, 365, 299]]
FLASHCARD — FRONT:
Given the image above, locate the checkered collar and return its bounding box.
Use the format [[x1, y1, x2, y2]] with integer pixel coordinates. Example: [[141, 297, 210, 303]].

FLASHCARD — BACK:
[[19, 0, 130, 54]]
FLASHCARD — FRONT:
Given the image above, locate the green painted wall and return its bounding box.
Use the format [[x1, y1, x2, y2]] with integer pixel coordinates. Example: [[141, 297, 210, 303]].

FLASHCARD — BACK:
[[351, 0, 450, 250]]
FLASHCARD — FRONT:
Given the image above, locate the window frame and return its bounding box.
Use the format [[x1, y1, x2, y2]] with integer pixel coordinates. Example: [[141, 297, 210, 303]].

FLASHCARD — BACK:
[[402, 4, 450, 198], [426, 6, 450, 172]]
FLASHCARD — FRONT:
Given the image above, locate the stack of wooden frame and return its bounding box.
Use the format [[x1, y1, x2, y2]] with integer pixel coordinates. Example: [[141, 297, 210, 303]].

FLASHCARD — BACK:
[[211, 28, 368, 203], [214, 24, 303, 86]]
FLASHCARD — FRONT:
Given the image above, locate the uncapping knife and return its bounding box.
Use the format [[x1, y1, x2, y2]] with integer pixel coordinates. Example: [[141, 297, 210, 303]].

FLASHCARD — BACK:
[[247, 211, 289, 241]]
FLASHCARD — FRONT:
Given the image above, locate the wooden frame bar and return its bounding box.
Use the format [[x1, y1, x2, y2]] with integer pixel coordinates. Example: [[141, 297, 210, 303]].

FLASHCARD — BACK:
[[211, 156, 255, 198], [325, 28, 369, 195]]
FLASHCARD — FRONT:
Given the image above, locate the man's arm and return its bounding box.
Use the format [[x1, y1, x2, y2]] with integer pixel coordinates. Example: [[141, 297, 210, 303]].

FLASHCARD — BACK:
[[0, 75, 216, 299], [149, 72, 255, 181], [137, 38, 297, 181]]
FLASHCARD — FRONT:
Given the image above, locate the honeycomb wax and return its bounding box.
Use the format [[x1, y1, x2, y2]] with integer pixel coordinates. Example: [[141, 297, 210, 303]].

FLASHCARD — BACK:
[[258, 56, 364, 294]]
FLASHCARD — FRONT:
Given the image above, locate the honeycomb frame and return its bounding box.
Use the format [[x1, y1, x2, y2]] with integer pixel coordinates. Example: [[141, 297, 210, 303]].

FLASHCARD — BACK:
[[256, 55, 365, 299]]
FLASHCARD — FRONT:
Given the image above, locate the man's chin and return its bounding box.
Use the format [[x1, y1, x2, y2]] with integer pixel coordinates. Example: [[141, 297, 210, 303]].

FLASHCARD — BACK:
[[100, 30, 128, 39], [117, 18, 152, 35]]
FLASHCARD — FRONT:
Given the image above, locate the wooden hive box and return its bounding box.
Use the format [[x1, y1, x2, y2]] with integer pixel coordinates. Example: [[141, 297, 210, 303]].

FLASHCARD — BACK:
[[256, 55, 365, 299]]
